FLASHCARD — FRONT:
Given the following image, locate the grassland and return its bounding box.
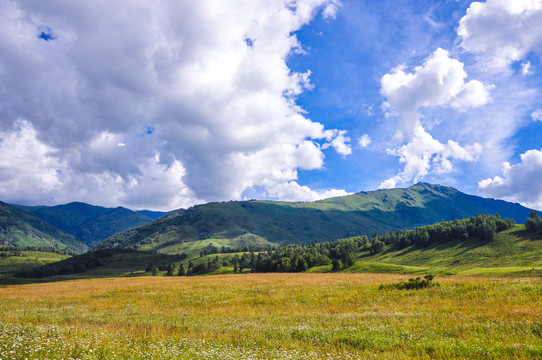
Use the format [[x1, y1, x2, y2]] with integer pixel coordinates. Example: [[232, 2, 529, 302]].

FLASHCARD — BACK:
[[361, 225, 542, 276], [0, 251, 70, 275], [0, 273, 541, 359]]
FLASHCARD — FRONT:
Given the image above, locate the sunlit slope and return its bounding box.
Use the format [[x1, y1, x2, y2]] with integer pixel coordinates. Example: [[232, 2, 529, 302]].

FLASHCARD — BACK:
[[0, 202, 89, 253], [97, 183, 531, 253], [358, 225, 542, 276], [0, 250, 70, 275]]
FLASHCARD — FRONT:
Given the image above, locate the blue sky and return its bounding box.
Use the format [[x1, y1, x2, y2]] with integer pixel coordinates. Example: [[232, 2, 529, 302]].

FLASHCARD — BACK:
[[293, 0, 542, 208], [0, 0, 541, 210]]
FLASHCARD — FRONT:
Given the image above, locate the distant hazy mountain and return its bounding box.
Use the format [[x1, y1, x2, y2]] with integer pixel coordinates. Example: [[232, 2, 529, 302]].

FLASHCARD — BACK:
[[136, 210, 174, 220], [15, 202, 169, 247], [0, 201, 88, 253], [97, 182, 532, 253]]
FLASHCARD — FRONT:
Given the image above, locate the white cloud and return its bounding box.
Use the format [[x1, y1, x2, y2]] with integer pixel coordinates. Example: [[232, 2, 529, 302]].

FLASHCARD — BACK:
[[458, 0, 542, 71], [0, 0, 347, 209], [379, 48, 489, 188], [258, 181, 350, 202], [322, 129, 352, 156], [478, 149, 542, 210], [0, 120, 64, 202], [379, 125, 482, 189], [0, 121, 200, 210], [378, 177, 398, 190], [532, 109, 542, 121], [381, 48, 492, 130], [358, 134, 371, 147], [322, 0, 341, 19], [522, 61, 532, 75]]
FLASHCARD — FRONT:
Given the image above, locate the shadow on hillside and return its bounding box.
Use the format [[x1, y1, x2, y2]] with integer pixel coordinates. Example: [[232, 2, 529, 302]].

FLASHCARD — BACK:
[[377, 237, 488, 260], [510, 228, 542, 241], [0, 251, 185, 286]]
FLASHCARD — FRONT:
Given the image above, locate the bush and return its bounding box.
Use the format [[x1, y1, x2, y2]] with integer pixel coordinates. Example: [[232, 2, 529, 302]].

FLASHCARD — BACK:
[[379, 275, 439, 290]]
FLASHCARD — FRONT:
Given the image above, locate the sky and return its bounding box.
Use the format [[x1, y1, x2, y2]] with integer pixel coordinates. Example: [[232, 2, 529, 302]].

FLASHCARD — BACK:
[[0, 0, 541, 211]]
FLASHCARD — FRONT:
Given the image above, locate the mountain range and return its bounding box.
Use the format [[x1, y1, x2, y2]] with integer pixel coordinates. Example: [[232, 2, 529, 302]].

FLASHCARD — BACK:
[[0, 201, 88, 253], [97, 183, 532, 254], [12, 202, 170, 247]]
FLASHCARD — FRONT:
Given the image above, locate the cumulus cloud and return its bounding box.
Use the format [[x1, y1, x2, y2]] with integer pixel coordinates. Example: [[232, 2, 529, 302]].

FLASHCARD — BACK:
[[358, 134, 371, 147], [458, 0, 542, 70], [0, 121, 64, 202], [478, 149, 542, 210], [0, 121, 200, 209], [0, 0, 348, 210], [379, 48, 489, 188], [381, 48, 492, 130], [322, 129, 352, 156], [379, 125, 482, 189], [255, 181, 350, 202]]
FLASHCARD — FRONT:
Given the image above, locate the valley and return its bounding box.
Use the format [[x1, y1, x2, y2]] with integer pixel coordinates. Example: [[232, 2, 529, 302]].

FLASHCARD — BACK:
[[1, 183, 541, 359]]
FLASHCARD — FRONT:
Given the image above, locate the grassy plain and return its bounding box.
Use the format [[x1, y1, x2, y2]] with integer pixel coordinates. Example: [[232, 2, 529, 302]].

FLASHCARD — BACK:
[[0, 273, 541, 359]]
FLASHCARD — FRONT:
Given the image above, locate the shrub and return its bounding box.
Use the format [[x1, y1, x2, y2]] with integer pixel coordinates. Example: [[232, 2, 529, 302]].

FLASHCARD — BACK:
[[379, 275, 439, 290]]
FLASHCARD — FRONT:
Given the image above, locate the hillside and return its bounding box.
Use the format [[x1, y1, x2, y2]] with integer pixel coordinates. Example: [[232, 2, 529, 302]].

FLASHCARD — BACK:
[[360, 224, 542, 276], [13, 217, 542, 283], [0, 202, 88, 253], [16, 202, 169, 247], [97, 182, 532, 253], [0, 250, 70, 275]]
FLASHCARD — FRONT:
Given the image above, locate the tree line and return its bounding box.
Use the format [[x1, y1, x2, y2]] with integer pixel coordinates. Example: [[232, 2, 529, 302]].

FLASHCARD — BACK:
[[176, 214, 514, 276], [375, 214, 513, 249], [0, 246, 75, 256]]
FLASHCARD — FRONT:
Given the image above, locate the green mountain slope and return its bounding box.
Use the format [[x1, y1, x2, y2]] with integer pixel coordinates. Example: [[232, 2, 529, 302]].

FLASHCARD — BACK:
[[97, 183, 532, 253], [361, 225, 542, 275], [16, 202, 168, 247], [0, 250, 70, 276], [0, 202, 88, 253], [15, 222, 542, 283], [70, 207, 162, 247]]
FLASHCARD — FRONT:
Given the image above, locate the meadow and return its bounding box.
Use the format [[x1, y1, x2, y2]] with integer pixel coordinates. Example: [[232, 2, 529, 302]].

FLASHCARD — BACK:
[[0, 273, 541, 359], [0, 250, 69, 276]]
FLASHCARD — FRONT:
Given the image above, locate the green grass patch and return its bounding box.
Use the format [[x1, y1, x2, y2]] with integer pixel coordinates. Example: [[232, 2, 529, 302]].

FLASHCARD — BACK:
[[305, 264, 332, 273], [343, 261, 446, 275], [0, 251, 69, 275], [456, 266, 542, 276]]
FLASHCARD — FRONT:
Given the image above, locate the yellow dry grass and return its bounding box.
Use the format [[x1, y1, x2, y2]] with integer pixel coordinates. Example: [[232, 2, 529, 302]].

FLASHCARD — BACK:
[[0, 273, 541, 359]]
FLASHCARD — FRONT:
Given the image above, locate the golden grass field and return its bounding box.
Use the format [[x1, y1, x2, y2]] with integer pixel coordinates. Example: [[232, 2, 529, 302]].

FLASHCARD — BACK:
[[0, 273, 541, 359]]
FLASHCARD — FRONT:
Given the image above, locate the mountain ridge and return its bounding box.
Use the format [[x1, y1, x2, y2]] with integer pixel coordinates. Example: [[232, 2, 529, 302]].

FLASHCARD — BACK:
[[0, 201, 88, 253], [97, 182, 532, 253], [13, 202, 170, 247]]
